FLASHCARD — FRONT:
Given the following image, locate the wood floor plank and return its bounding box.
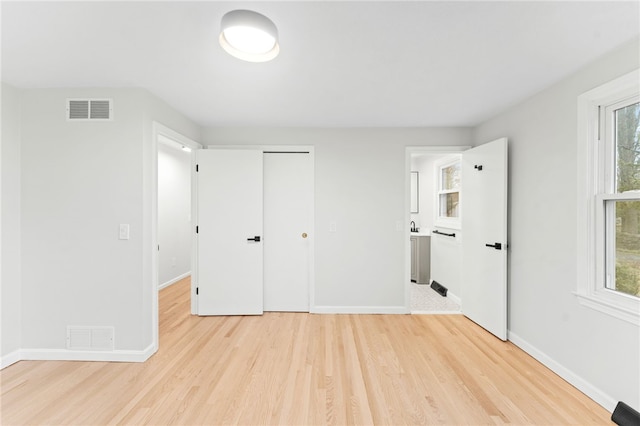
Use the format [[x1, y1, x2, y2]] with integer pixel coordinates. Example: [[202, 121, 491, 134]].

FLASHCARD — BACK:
[[1, 276, 611, 425]]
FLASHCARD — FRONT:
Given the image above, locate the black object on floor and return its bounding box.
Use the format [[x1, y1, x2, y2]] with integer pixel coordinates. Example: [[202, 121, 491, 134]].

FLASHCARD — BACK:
[[430, 280, 448, 297], [612, 401, 640, 426]]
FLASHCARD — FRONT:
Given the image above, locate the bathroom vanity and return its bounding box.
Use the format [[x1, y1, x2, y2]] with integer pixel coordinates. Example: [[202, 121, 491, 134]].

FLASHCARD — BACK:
[[410, 233, 431, 284]]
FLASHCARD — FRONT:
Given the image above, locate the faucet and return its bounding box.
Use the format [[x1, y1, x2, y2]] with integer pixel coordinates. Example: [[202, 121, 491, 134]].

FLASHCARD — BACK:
[[410, 221, 416, 232]]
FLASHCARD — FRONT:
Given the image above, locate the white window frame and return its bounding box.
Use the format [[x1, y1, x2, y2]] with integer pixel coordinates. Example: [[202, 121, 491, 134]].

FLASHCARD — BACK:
[[576, 69, 640, 326], [434, 156, 461, 229]]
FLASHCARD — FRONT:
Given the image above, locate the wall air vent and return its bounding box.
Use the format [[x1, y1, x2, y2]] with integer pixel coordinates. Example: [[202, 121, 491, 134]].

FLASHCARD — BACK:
[[67, 99, 112, 121], [66, 326, 114, 351]]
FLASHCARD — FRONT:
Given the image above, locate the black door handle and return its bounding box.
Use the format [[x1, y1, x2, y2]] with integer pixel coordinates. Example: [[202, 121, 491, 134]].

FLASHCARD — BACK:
[[247, 236, 261, 242], [485, 242, 502, 250]]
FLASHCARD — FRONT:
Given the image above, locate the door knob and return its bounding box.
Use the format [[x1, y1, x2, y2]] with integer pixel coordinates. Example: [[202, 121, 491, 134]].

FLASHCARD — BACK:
[[301, 233, 308, 239]]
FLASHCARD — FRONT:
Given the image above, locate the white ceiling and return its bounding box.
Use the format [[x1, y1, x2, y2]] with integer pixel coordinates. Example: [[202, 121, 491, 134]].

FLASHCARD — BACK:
[[2, 1, 639, 128]]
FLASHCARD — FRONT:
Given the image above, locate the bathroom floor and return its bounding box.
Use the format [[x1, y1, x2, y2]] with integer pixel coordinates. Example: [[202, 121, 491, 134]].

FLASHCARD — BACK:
[[410, 282, 461, 314]]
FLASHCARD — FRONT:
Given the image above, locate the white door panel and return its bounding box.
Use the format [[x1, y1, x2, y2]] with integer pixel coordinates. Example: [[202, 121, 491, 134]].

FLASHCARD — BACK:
[[196, 149, 263, 316], [264, 153, 312, 312], [461, 138, 508, 340]]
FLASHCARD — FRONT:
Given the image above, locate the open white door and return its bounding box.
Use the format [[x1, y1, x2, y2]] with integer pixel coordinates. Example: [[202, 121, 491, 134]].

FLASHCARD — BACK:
[[461, 138, 508, 340], [196, 149, 263, 316]]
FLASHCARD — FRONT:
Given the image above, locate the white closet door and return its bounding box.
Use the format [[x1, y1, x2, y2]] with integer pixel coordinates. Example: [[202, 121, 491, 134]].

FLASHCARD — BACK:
[[263, 152, 312, 312], [196, 149, 263, 316]]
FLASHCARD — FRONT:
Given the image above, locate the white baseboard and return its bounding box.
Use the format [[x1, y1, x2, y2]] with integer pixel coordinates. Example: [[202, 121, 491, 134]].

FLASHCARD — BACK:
[[508, 331, 616, 412], [159, 271, 190, 290], [18, 343, 156, 364], [1, 349, 22, 369], [447, 291, 461, 306], [311, 305, 408, 314]]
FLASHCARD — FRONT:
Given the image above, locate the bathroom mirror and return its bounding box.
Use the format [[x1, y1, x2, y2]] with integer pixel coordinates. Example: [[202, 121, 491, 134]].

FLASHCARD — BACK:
[[410, 171, 419, 213]]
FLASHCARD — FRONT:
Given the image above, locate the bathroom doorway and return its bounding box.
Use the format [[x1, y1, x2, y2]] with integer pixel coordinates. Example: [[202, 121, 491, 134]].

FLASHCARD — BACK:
[[406, 139, 509, 341], [406, 147, 467, 314]]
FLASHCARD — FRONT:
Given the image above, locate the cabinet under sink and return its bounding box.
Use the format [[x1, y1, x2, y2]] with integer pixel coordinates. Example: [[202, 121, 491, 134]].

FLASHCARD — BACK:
[[410, 235, 431, 284], [411, 235, 431, 284]]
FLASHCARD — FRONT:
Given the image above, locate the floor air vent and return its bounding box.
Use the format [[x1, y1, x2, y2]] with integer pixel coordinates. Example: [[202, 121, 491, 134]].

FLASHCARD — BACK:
[[67, 326, 114, 351], [612, 401, 640, 426], [67, 99, 112, 121], [430, 280, 448, 297]]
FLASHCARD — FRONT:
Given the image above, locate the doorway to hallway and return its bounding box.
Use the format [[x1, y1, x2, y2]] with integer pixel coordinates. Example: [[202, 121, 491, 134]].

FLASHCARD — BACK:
[[157, 136, 192, 290]]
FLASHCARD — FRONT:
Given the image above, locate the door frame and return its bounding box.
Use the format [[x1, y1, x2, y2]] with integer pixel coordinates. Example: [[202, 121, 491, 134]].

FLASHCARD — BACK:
[[405, 146, 470, 312], [192, 145, 315, 315], [151, 122, 202, 350]]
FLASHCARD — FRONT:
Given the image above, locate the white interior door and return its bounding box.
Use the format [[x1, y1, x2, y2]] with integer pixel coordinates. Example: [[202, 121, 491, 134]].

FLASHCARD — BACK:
[[461, 138, 508, 340], [263, 152, 312, 311], [196, 149, 263, 316]]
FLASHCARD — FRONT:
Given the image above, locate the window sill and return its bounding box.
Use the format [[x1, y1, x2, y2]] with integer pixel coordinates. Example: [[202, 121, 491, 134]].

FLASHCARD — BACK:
[[574, 292, 639, 326], [434, 220, 461, 230]]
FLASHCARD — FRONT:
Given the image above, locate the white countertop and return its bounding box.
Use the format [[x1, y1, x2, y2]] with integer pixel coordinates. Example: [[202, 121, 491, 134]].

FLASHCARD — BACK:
[[410, 231, 431, 237]]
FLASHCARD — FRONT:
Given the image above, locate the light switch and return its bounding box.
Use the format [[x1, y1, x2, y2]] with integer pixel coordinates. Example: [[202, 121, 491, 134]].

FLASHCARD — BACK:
[[119, 224, 130, 240]]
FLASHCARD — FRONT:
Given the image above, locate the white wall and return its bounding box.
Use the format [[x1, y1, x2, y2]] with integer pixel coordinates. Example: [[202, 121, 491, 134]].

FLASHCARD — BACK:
[[20, 89, 146, 352], [17, 88, 200, 358], [1, 83, 22, 364], [157, 143, 191, 287], [410, 155, 437, 232], [203, 127, 472, 311], [473, 38, 640, 411]]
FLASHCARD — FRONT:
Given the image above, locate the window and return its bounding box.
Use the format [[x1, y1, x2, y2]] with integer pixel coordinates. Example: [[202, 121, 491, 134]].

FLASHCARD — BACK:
[[435, 158, 461, 228], [577, 69, 640, 325], [601, 99, 640, 298]]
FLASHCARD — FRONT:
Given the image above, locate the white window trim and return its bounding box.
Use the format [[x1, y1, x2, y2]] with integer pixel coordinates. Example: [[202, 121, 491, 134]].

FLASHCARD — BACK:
[[434, 156, 461, 229], [576, 69, 640, 326]]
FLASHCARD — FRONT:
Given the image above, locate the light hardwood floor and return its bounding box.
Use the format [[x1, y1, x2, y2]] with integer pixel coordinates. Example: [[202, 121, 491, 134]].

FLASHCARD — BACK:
[[2, 277, 611, 425]]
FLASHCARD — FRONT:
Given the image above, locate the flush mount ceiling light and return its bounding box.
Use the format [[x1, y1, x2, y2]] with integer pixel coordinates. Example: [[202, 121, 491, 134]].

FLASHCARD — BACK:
[[219, 9, 279, 62]]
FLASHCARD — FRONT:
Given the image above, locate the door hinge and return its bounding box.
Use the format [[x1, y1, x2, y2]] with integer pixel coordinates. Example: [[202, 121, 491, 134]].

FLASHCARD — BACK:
[[196, 164, 199, 172], [196, 287, 199, 295], [157, 245, 160, 251], [196, 226, 199, 234]]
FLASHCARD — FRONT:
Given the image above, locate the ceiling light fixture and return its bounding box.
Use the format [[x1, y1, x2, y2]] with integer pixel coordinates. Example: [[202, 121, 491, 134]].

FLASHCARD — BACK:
[[219, 9, 279, 62], [181, 146, 192, 153]]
